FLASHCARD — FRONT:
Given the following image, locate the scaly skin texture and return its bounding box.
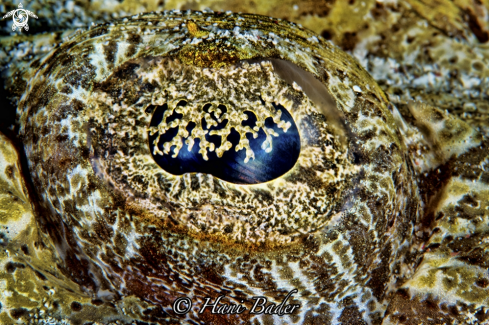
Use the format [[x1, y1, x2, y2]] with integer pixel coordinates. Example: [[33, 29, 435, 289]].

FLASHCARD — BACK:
[[0, 2, 488, 325]]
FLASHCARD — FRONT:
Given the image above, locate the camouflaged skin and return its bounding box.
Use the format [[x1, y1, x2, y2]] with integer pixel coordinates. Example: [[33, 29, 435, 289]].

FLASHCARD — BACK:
[[1, 0, 488, 134], [12, 11, 421, 324], [0, 1, 488, 325]]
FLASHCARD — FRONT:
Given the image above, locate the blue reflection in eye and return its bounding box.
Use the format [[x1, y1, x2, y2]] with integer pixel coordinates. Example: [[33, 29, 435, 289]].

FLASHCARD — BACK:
[[148, 101, 300, 184]]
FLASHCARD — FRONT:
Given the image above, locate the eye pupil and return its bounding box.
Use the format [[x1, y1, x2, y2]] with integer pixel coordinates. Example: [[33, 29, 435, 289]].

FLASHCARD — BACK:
[[148, 102, 300, 184]]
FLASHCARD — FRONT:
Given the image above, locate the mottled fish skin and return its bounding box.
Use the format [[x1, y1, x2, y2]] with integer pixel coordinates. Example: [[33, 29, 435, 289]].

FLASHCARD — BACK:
[[17, 11, 420, 324], [0, 4, 487, 325], [2, 1, 488, 136]]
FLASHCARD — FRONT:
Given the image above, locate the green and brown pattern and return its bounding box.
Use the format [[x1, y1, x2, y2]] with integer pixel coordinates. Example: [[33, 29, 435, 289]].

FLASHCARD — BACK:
[[0, 1, 488, 325]]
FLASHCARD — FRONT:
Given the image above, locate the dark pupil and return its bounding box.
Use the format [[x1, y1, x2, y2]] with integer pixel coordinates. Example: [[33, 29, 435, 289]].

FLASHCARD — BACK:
[[148, 101, 300, 184]]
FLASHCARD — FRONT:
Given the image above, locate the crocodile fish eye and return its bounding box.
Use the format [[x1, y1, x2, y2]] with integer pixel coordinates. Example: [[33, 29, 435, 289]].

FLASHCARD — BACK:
[[13, 9, 444, 324]]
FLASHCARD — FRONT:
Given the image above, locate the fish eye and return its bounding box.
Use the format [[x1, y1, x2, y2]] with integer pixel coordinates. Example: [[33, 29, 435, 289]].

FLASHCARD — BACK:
[[15, 11, 417, 325], [19, 12, 388, 252], [3, 5, 487, 325]]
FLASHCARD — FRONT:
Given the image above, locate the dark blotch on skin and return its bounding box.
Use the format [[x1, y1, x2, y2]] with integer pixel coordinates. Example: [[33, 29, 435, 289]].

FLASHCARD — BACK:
[[476, 308, 489, 322], [91, 299, 104, 306], [341, 32, 358, 52], [10, 308, 28, 319], [384, 292, 455, 325], [347, 221, 371, 270], [459, 194, 478, 207], [366, 244, 391, 301], [321, 30, 332, 40], [5, 262, 25, 273], [338, 303, 367, 325], [5, 165, 14, 180], [476, 278, 489, 288], [71, 301, 83, 312], [20, 244, 29, 255]]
